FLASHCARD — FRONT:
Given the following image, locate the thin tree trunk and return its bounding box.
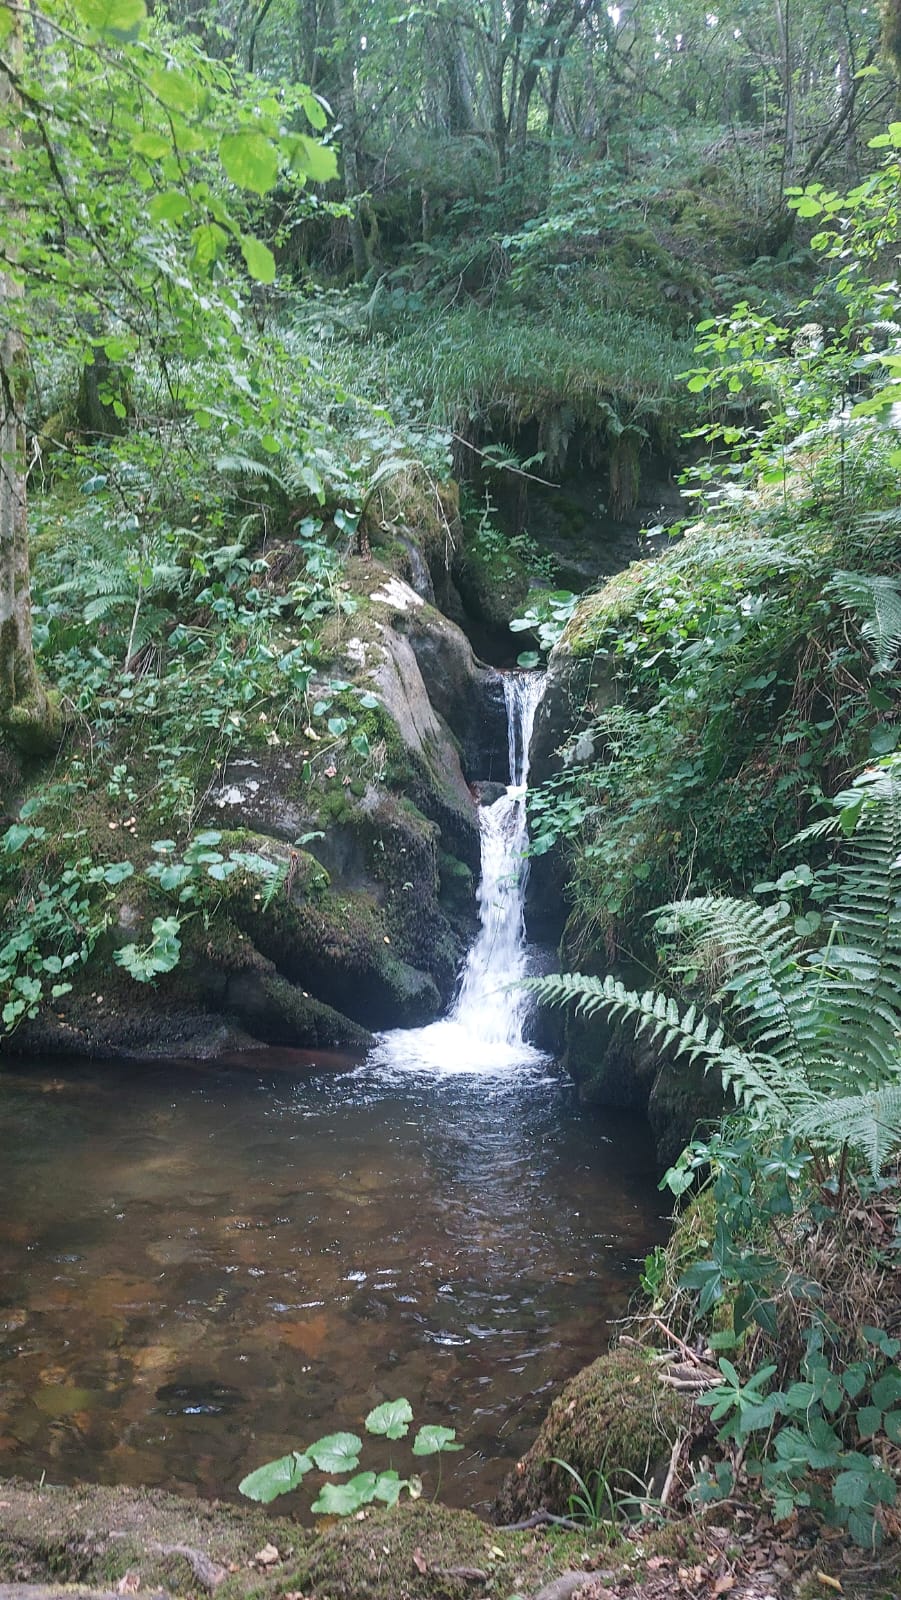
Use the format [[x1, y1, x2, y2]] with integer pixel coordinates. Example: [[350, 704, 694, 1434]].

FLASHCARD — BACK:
[[0, 2, 51, 739]]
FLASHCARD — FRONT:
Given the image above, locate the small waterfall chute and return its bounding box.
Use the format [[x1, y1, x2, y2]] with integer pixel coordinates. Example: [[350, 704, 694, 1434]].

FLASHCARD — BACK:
[[370, 671, 547, 1075]]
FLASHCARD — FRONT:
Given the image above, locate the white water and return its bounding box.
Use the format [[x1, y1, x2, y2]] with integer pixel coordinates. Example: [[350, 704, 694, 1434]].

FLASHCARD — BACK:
[[370, 671, 548, 1076]]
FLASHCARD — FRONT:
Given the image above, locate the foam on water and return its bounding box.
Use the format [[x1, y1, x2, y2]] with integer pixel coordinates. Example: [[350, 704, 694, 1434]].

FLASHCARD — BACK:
[[370, 672, 549, 1077]]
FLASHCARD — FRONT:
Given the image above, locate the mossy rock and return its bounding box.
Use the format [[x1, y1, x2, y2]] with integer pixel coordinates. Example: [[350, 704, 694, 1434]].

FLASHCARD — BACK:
[[295, 1500, 591, 1600], [563, 562, 649, 659], [495, 1347, 684, 1521]]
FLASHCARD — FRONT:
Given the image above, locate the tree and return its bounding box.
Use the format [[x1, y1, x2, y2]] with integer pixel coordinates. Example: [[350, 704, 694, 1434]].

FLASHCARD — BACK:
[[0, 0, 336, 744]]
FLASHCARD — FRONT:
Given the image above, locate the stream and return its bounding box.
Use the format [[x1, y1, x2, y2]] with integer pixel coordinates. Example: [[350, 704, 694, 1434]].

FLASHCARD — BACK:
[[0, 673, 667, 1513]]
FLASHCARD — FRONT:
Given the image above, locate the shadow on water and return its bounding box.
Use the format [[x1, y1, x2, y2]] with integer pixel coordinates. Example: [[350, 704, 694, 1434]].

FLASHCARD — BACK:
[[0, 1050, 667, 1512]]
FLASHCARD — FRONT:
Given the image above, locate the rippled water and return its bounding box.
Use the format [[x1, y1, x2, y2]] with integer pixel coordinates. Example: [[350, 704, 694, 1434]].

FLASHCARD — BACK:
[[0, 1051, 666, 1511]]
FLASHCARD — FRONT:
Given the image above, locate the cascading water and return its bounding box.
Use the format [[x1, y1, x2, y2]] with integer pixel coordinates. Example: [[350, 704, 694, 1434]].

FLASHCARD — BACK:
[[371, 670, 547, 1074]]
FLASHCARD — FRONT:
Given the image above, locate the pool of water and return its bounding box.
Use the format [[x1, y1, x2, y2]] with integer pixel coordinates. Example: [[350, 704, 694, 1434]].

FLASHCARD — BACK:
[[0, 1049, 666, 1513]]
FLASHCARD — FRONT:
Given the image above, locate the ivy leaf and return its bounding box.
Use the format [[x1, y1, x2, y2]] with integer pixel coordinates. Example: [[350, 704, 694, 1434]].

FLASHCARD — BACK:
[[220, 131, 280, 195], [240, 234, 276, 285], [365, 1398, 412, 1440], [412, 1425, 462, 1456], [238, 1451, 312, 1503], [73, 0, 146, 36], [307, 1432, 361, 1474]]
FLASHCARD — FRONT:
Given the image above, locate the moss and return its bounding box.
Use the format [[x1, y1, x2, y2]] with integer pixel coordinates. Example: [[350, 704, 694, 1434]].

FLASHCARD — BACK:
[[564, 562, 650, 658], [295, 1500, 594, 1600], [495, 1347, 685, 1522], [455, 535, 532, 631], [0, 1479, 608, 1600]]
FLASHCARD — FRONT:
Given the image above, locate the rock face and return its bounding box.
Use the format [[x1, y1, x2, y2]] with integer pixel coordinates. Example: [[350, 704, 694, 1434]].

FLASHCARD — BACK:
[[9, 534, 498, 1064]]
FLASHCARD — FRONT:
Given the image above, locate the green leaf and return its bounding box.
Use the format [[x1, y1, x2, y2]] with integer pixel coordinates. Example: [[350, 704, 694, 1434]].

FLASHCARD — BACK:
[[286, 134, 338, 183], [238, 1451, 312, 1503], [311, 1474, 376, 1516], [73, 0, 146, 35], [148, 66, 206, 115], [871, 1370, 901, 1410], [884, 1411, 901, 1444], [833, 1469, 873, 1508], [412, 1425, 462, 1456], [240, 233, 276, 284], [370, 1470, 404, 1506], [191, 222, 228, 268], [307, 1432, 361, 1474], [149, 191, 192, 225], [350, 732, 370, 758], [2, 824, 40, 853], [857, 1406, 883, 1439], [365, 1398, 412, 1440], [132, 131, 171, 159], [102, 861, 134, 885], [220, 131, 280, 195]]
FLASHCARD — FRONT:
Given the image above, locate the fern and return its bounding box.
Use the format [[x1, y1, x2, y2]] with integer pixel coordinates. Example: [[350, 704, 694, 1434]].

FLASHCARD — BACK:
[[828, 570, 901, 674], [524, 765, 901, 1176], [215, 453, 287, 491]]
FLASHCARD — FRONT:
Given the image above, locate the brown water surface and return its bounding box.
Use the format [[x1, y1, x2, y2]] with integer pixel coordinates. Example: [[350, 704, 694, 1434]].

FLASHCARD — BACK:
[[0, 1051, 666, 1512]]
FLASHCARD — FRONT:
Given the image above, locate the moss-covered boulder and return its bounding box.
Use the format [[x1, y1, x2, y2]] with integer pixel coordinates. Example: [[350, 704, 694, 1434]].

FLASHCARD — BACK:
[[495, 1348, 684, 1523]]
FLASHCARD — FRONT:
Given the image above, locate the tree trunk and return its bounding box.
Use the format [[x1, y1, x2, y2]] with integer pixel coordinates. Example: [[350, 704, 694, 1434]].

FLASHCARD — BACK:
[[0, 3, 53, 744]]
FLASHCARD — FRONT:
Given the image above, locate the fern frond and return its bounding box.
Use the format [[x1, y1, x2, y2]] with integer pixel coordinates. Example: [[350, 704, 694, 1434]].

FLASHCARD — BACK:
[[794, 1086, 901, 1177], [655, 896, 822, 1085], [521, 970, 790, 1122], [215, 453, 287, 491], [84, 591, 132, 622], [829, 570, 901, 674]]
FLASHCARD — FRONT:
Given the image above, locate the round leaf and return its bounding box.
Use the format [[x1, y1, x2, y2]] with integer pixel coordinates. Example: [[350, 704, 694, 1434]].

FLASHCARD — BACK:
[[365, 1397, 412, 1440], [412, 1424, 462, 1456], [238, 1450, 312, 1503], [307, 1431, 361, 1474]]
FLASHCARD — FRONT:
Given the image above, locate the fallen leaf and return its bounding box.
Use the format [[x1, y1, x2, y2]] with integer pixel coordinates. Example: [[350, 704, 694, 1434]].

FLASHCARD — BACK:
[[412, 1547, 428, 1575], [816, 1575, 842, 1593], [253, 1544, 280, 1567], [713, 1578, 735, 1596], [116, 1573, 140, 1594]]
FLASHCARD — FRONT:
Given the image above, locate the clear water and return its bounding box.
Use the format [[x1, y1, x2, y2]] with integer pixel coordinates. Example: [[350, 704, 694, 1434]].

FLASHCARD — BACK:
[[0, 1054, 665, 1511], [0, 672, 667, 1511]]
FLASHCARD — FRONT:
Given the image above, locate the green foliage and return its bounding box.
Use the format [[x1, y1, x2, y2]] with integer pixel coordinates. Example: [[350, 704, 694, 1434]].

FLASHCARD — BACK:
[[546, 1458, 616, 1533], [659, 1133, 901, 1547], [238, 1399, 460, 1516], [526, 755, 901, 1178], [0, 797, 134, 1029]]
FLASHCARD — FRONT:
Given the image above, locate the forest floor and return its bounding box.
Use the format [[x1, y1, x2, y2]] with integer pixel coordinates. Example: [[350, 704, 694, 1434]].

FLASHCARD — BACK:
[[1, 1478, 899, 1600]]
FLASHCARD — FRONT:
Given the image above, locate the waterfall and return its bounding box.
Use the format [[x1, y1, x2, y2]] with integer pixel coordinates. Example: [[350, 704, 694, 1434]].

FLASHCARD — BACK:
[[370, 671, 547, 1074], [449, 672, 544, 1047]]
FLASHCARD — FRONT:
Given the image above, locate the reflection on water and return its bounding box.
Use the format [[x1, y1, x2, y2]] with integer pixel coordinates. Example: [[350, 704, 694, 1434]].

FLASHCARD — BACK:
[[0, 1052, 666, 1511]]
